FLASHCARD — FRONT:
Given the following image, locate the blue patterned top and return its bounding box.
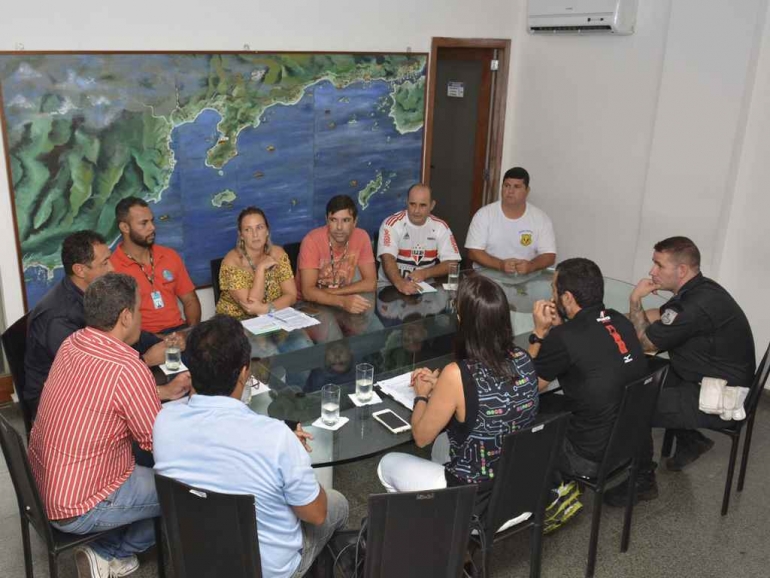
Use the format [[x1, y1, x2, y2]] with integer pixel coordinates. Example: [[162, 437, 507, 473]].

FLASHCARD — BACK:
[[446, 347, 539, 484]]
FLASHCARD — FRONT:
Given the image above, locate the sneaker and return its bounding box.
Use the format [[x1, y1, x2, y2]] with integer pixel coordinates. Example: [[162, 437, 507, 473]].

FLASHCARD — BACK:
[[543, 481, 583, 534], [604, 471, 658, 508], [544, 499, 583, 535], [109, 554, 140, 577], [546, 481, 578, 512], [74, 546, 110, 578], [666, 433, 715, 472]]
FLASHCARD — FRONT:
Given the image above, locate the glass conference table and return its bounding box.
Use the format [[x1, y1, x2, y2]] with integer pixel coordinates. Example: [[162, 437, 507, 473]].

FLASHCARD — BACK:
[[244, 268, 667, 467]]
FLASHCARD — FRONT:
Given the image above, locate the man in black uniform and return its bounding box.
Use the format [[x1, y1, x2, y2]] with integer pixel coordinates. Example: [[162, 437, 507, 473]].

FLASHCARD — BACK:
[[528, 258, 649, 530], [605, 236, 755, 506]]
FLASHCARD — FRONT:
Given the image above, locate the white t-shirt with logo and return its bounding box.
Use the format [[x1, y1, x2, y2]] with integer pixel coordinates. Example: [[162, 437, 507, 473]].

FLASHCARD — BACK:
[[377, 211, 461, 284], [465, 201, 556, 265]]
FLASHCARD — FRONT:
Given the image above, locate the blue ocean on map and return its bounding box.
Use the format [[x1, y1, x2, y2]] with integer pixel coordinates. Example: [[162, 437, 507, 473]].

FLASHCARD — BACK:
[[24, 78, 423, 303]]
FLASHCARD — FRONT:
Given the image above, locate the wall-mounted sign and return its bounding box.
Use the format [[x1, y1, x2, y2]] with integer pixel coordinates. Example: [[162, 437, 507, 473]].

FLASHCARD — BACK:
[[447, 81, 464, 98]]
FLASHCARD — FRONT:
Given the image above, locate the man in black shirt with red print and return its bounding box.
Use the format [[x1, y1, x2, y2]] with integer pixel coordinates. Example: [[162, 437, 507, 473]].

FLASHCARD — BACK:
[[529, 258, 648, 481], [605, 236, 755, 507]]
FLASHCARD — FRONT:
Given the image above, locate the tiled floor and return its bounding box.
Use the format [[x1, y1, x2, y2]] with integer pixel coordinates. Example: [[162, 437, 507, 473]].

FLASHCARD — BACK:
[[1, 395, 768, 578]]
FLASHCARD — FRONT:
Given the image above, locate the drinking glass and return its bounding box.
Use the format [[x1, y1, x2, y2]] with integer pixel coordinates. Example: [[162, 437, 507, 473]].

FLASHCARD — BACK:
[[356, 363, 374, 403], [447, 262, 460, 289], [165, 334, 181, 371], [321, 384, 341, 426]]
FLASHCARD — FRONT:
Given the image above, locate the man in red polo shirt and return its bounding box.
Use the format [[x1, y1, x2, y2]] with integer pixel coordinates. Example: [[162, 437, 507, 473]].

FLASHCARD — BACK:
[[110, 196, 201, 335], [29, 273, 173, 578]]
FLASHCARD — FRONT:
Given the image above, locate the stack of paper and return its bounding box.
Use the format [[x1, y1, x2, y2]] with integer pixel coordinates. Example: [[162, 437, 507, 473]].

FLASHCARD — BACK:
[[242, 315, 282, 336], [270, 307, 321, 331], [241, 307, 320, 336], [377, 372, 416, 411], [415, 282, 437, 294]]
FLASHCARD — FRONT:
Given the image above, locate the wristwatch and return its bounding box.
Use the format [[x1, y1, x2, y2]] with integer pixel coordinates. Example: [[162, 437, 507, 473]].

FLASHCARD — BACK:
[[528, 333, 546, 345], [414, 396, 429, 405]]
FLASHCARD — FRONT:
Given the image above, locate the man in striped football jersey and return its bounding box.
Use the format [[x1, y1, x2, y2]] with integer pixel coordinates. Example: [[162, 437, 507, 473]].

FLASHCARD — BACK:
[[377, 184, 461, 295]]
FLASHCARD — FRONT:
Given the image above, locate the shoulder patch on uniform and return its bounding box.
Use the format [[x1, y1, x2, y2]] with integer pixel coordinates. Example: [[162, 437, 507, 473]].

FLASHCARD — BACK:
[[661, 308, 678, 325]]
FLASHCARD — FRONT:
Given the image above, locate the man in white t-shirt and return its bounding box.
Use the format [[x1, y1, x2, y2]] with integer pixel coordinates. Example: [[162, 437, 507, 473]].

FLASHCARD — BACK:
[[466, 167, 557, 274], [377, 184, 461, 295]]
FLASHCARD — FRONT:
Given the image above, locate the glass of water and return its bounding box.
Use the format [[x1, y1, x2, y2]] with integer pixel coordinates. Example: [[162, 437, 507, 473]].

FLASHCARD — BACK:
[[321, 384, 341, 426], [448, 262, 460, 289], [356, 363, 374, 403], [165, 334, 181, 371]]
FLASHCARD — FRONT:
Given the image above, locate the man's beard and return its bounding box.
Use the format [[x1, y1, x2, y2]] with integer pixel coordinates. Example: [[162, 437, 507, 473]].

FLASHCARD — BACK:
[[555, 298, 569, 323], [129, 228, 154, 248]]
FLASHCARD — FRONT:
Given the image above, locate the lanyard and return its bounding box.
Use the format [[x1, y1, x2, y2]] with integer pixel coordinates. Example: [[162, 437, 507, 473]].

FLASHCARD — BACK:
[[328, 237, 348, 287], [123, 246, 156, 287]]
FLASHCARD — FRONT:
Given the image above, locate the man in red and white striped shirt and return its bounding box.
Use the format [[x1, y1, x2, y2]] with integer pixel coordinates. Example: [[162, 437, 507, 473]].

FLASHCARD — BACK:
[[29, 273, 168, 578], [377, 184, 461, 295]]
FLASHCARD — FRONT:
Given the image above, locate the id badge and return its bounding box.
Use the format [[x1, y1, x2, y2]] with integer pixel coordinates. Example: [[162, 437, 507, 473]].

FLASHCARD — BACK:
[[151, 290, 165, 309]]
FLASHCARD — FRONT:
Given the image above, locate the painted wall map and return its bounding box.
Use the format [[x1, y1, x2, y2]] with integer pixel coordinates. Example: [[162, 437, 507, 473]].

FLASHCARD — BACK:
[[0, 52, 426, 308]]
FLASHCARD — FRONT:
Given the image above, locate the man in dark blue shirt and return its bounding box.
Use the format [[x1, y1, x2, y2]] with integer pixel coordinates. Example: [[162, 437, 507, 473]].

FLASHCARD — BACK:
[[24, 231, 186, 419]]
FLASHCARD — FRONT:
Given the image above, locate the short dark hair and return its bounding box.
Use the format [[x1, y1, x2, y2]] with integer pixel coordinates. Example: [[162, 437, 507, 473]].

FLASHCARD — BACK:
[[555, 258, 604, 309], [503, 167, 530, 187], [325, 195, 358, 219], [186, 315, 250, 397], [61, 230, 107, 276], [455, 274, 516, 380], [654, 236, 701, 270], [84, 273, 138, 331], [115, 196, 149, 224]]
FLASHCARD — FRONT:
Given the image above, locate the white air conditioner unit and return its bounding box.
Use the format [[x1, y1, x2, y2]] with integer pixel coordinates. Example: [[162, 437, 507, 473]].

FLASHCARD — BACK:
[[528, 0, 638, 35]]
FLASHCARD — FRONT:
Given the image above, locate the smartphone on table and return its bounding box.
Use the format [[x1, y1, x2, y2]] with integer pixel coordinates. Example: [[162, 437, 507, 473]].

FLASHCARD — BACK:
[[372, 409, 412, 434]]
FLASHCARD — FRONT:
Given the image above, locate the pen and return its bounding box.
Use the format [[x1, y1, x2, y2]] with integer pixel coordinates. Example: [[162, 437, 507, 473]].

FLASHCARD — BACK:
[[406, 273, 423, 293]]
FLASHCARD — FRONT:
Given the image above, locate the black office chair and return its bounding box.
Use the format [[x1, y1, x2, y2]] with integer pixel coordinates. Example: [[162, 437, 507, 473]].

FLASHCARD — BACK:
[[1, 313, 33, 436], [362, 485, 477, 578], [209, 258, 224, 304], [284, 241, 301, 275], [570, 366, 668, 578], [660, 341, 770, 516], [155, 474, 262, 578], [0, 415, 165, 578], [468, 412, 570, 578]]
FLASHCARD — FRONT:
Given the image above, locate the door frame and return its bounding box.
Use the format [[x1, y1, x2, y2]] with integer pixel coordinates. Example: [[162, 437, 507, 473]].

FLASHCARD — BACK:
[[0, 375, 13, 404], [423, 37, 511, 205]]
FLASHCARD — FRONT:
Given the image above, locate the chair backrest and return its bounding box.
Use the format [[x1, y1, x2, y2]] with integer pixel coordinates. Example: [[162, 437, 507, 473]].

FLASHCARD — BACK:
[[744, 342, 770, 419], [481, 412, 570, 543], [598, 366, 668, 482], [154, 474, 261, 578], [0, 414, 54, 544], [364, 485, 477, 578], [210, 258, 224, 304], [283, 242, 301, 275], [1, 313, 33, 434]]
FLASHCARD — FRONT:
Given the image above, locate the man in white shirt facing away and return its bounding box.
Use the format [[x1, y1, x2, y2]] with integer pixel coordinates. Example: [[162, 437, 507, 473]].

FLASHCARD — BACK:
[[465, 167, 556, 275], [377, 184, 461, 295]]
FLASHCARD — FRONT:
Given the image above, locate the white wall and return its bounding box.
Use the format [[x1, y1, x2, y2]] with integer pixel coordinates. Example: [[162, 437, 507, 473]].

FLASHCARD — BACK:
[[2, 0, 769, 364], [507, 0, 769, 359], [716, 8, 770, 359], [0, 0, 522, 325]]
